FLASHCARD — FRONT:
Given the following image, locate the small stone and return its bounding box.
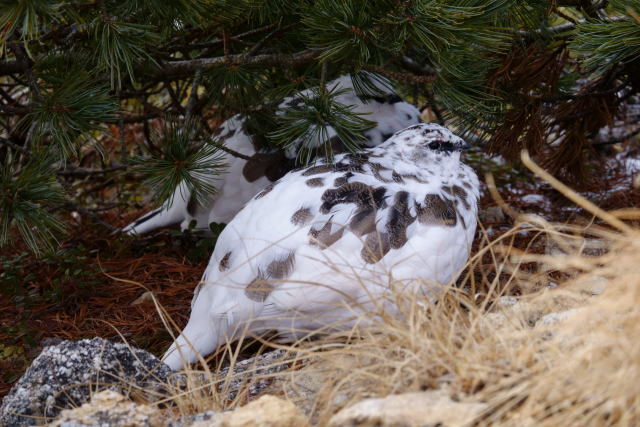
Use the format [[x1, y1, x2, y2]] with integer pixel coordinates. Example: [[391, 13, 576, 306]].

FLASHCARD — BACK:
[[537, 308, 582, 327], [496, 296, 518, 307], [584, 276, 608, 295], [218, 349, 290, 400], [543, 237, 608, 271], [328, 390, 487, 427], [191, 395, 310, 427], [131, 291, 156, 305], [478, 206, 505, 224], [50, 390, 163, 427], [633, 172, 640, 190], [521, 194, 546, 204]]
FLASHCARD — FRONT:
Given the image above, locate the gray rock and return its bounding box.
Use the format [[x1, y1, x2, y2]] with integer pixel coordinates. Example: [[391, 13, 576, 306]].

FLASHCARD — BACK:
[[496, 296, 519, 307], [49, 390, 163, 427], [536, 308, 583, 327], [328, 390, 487, 427], [217, 349, 290, 399], [478, 206, 505, 224], [0, 337, 173, 426]]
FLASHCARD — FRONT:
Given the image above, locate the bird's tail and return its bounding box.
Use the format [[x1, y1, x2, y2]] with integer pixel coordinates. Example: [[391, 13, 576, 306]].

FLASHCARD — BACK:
[[122, 195, 187, 235]]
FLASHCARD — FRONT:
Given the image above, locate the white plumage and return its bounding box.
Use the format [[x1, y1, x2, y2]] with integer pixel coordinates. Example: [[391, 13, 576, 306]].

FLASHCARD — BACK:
[[163, 123, 479, 370], [122, 75, 421, 235]]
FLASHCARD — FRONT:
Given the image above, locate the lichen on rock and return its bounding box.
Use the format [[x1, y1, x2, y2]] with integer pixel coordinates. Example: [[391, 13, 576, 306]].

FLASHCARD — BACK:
[[0, 337, 173, 426]]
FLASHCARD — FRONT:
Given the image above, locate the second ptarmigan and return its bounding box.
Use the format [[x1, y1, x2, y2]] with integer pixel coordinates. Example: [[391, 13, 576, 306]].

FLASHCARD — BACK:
[[163, 123, 479, 370]]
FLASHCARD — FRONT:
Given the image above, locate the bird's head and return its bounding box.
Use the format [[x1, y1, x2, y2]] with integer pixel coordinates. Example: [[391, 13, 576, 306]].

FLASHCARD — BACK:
[[386, 123, 471, 166]]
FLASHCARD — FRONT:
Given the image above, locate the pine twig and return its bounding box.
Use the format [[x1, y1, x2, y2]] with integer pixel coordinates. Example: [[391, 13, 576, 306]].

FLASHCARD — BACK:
[[515, 15, 629, 37], [1, 49, 324, 81], [592, 127, 640, 147], [57, 165, 127, 177], [185, 69, 203, 120], [247, 19, 292, 56], [160, 49, 321, 79], [0, 136, 32, 157], [60, 202, 119, 232], [10, 43, 41, 100], [360, 63, 436, 84], [319, 61, 328, 96], [164, 81, 184, 113], [209, 139, 253, 161]]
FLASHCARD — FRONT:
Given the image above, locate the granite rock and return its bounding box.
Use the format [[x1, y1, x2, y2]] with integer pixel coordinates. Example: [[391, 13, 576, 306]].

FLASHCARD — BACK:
[[49, 390, 163, 427], [190, 395, 310, 427], [329, 390, 487, 427], [0, 337, 173, 426]]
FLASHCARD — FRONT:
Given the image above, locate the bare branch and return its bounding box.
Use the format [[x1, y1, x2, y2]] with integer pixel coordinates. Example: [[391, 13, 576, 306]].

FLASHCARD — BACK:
[[360, 63, 436, 84], [157, 49, 321, 79], [209, 140, 254, 161], [0, 49, 323, 81], [185, 69, 203, 120], [0, 136, 32, 157], [57, 165, 127, 177], [0, 58, 22, 75], [592, 127, 640, 147], [515, 15, 629, 37]]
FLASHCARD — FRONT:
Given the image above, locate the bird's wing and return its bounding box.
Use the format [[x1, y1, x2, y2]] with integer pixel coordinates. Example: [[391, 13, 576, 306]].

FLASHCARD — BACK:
[[196, 145, 475, 307]]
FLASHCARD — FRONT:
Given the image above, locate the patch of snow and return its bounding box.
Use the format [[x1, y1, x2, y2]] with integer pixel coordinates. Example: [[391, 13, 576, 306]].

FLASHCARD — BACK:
[[521, 194, 547, 204]]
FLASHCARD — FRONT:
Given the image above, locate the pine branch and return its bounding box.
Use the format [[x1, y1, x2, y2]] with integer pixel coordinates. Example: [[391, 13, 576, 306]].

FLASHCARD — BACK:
[[246, 19, 293, 56], [10, 42, 41, 99], [2, 48, 339, 83], [57, 165, 127, 177], [0, 136, 32, 157], [516, 15, 630, 37], [181, 22, 281, 51], [208, 139, 253, 161], [185, 69, 202, 120], [0, 58, 23, 75], [360, 63, 436, 84], [592, 127, 640, 146], [157, 49, 321, 79]]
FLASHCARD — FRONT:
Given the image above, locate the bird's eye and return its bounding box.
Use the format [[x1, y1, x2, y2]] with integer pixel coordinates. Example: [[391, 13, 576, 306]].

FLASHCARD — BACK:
[[428, 141, 440, 150]]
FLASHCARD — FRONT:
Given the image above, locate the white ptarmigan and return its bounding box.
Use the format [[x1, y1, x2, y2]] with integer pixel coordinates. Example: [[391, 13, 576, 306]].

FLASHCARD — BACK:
[[122, 75, 421, 235], [162, 123, 479, 370]]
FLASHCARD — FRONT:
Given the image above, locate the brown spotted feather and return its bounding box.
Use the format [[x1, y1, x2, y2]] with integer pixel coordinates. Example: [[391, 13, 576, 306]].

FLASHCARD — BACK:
[[416, 194, 457, 226]]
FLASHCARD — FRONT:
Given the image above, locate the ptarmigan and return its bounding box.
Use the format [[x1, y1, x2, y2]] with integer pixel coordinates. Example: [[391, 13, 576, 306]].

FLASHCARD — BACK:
[[123, 75, 421, 235], [162, 123, 479, 370]]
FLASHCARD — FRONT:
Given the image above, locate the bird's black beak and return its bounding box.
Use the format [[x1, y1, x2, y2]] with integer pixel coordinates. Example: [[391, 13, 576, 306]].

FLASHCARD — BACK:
[[459, 141, 472, 151]]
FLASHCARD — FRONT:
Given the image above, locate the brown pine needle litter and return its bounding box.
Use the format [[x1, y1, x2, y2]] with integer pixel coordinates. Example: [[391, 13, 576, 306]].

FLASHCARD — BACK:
[[2, 152, 640, 426]]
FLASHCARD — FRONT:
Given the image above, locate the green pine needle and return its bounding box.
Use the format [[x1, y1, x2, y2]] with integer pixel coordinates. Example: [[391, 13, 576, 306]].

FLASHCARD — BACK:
[[204, 65, 268, 111], [113, 0, 214, 26], [0, 154, 67, 256], [570, 16, 640, 74], [350, 70, 393, 97], [132, 117, 228, 208], [304, 0, 381, 63], [27, 76, 118, 159], [0, 0, 61, 46], [270, 85, 376, 165], [91, 17, 160, 88]]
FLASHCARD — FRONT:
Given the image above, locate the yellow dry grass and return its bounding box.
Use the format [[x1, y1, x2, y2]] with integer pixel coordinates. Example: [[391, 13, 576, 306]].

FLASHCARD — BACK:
[[156, 151, 640, 426]]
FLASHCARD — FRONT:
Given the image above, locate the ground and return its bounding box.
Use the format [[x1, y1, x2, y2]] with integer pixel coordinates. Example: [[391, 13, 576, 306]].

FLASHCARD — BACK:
[[1, 139, 638, 399]]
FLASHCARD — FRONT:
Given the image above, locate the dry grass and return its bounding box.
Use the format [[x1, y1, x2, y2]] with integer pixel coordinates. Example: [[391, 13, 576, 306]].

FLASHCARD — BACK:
[[3, 151, 639, 426], [269, 219, 638, 426], [160, 153, 640, 426], [158, 219, 640, 425]]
